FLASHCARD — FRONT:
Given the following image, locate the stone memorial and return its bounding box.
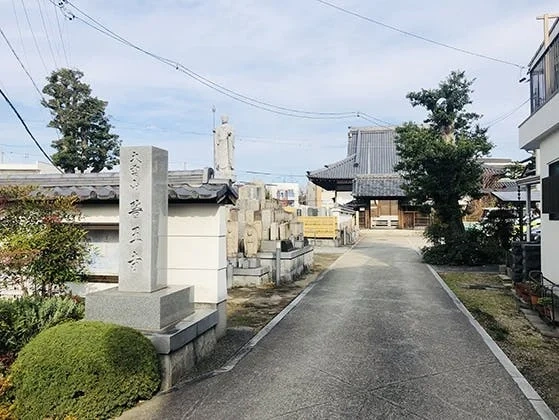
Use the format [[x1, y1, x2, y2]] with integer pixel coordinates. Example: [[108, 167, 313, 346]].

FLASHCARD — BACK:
[[86, 146, 193, 331], [244, 224, 259, 257], [213, 115, 236, 181], [226, 220, 239, 258]]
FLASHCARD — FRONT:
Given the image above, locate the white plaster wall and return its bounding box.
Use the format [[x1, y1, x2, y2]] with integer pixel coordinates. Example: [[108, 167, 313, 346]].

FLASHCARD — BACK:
[[88, 230, 118, 274], [80, 203, 119, 224], [540, 133, 559, 284], [78, 202, 227, 305], [519, 93, 559, 150], [166, 204, 227, 304]]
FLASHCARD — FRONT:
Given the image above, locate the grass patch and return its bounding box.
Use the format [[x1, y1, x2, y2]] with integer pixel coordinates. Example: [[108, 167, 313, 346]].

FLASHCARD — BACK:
[[440, 272, 559, 415]]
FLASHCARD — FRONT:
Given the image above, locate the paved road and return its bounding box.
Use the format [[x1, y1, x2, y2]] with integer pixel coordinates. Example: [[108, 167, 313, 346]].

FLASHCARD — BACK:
[[122, 231, 540, 419]]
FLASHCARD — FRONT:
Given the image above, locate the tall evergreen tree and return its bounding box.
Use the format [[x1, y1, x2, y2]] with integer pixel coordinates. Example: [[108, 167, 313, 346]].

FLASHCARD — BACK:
[[42, 68, 120, 173], [395, 71, 493, 243]]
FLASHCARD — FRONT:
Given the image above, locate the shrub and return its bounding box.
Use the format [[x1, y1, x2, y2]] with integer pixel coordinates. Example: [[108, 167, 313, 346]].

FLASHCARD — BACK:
[[0, 296, 84, 366], [11, 321, 160, 420], [0, 185, 91, 296], [0, 374, 15, 420], [422, 227, 500, 266], [480, 208, 516, 251]]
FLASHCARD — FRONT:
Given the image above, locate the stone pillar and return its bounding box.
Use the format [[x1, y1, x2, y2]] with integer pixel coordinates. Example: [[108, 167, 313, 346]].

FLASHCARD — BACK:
[[119, 146, 168, 293], [85, 146, 193, 332]]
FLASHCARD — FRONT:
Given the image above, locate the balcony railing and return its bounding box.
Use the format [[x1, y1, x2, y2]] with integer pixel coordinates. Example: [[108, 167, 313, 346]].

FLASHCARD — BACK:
[[530, 33, 559, 113]]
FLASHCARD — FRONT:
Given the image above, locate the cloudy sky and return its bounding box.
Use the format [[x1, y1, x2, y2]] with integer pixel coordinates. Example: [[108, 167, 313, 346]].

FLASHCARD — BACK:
[[0, 0, 555, 183]]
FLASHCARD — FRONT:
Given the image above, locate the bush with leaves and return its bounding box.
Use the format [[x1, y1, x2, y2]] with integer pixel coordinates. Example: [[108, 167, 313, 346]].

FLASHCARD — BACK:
[[11, 321, 160, 420], [0, 374, 15, 420], [422, 226, 501, 266], [0, 295, 84, 372], [480, 208, 516, 252], [0, 185, 91, 296]]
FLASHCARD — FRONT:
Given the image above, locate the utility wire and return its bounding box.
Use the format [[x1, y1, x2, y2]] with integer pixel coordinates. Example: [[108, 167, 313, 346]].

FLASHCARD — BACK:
[[240, 170, 307, 178], [36, 0, 58, 68], [485, 99, 529, 128], [52, 0, 390, 123], [0, 87, 61, 172], [314, 0, 524, 69], [20, 0, 48, 73], [52, 0, 69, 66], [0, 25, 44, 99], [11, 0, 28, 64]]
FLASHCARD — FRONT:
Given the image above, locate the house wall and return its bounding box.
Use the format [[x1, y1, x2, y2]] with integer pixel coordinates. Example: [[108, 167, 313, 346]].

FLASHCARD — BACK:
[[540, 132, 559, 283], [519, 90, 559, 150]]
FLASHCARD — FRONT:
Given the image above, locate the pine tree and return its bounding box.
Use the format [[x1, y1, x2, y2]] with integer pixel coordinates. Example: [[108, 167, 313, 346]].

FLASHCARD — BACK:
[[395, 71, 493, 243], [42, 68, 121, 173]]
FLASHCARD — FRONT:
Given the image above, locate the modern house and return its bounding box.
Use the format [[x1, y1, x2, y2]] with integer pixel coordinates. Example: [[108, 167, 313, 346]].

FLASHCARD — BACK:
[[307, 126, 428, 229], [518, 14, 559, 286]]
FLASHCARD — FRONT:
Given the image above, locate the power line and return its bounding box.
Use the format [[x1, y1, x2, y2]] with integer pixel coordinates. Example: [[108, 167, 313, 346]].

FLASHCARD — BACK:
[[52, 0, 391, 123], [485, 99, 529, 128], [20, 0, 48, 73], [240, 170, 307, 178], [11, 0, 28, 64], [52, 0, 69, 66], [314, 0, 524, 69], [0, 25, 44, 99], [0, 87, 61, 172], [36, 0, 58, 68]]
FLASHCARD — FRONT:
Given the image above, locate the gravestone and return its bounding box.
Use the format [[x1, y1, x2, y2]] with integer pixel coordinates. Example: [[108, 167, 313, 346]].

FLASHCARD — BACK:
[[279, 222, 291, 240], [244, 224, 259, 257], [226, 220, 239, 258], [270, 222, 279, 241], [86, 146, 193, 331]]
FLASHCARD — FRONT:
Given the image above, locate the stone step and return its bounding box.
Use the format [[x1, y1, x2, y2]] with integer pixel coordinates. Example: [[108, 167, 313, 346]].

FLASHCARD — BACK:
[[147, 309, 218, 354]]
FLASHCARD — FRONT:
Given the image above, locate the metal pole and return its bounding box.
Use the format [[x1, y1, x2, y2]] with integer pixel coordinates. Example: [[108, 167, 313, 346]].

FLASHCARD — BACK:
[[526, 186, 532, 241], [275, 241, 281, 286]]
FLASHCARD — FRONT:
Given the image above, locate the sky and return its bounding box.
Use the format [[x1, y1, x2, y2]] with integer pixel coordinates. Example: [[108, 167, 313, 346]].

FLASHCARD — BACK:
[[0, 0, 555, 183]]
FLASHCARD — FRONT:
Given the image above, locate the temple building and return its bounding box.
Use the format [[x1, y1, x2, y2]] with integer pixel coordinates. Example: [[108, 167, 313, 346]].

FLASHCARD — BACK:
[[307, 126, 429, 229]]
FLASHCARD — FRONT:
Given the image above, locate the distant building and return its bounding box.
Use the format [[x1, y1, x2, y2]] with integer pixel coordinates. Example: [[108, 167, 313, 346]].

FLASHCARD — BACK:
[[307, 126, 428, 229], [0, 161, 60, 175], [265, 183, 300, 207]]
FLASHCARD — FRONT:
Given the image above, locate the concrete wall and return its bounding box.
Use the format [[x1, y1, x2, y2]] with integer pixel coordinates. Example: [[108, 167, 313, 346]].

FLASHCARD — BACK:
[[258, 246, 314, 283], [540, 132, 559, 284]]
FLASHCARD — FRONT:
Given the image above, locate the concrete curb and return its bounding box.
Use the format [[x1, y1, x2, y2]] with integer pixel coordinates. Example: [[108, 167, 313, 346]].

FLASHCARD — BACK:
[[426, 264, 558, 420], [172, 236, 364, 389]]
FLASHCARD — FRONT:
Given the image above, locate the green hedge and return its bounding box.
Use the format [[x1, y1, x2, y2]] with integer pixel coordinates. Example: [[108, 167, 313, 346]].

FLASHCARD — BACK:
[[0, 296, 84, 362], [11, 321, 160, 420]]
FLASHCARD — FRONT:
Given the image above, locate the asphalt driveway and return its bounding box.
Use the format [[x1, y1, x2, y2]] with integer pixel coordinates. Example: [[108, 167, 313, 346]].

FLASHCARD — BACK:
[[121, 230, 541, 419]]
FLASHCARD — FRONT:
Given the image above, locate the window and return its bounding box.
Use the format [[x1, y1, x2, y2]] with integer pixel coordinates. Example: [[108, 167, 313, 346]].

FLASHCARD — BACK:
[[530, 34, 559, 114], [543, 161, 559, 220]]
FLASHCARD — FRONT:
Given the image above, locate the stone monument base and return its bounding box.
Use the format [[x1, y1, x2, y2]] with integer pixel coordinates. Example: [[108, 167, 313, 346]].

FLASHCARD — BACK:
[[146, 309, 218, 390], [232, 266, 271, 287], [85, 285, 194, 331]]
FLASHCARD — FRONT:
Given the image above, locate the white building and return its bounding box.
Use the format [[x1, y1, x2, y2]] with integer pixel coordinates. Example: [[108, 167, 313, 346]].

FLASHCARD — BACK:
[[265, 182, 301, 207], [0, 161, 60, 175], [518, 15, 559, 284]]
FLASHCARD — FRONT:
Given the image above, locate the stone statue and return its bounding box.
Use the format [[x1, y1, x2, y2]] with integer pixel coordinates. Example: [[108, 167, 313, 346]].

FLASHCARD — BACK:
[[213, 115, 235, 180]]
